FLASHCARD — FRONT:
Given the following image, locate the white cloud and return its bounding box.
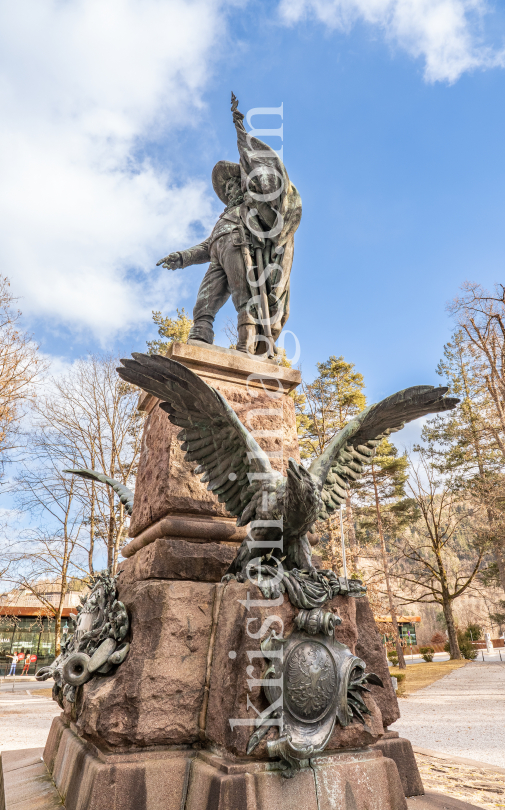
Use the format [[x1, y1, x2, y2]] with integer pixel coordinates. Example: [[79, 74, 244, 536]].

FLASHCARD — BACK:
[[278, 0, 505, 82], [0, 0, 227, 342]]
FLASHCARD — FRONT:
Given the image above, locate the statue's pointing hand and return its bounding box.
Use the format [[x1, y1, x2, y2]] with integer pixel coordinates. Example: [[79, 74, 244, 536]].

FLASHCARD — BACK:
[[156, 252, 182, 271]]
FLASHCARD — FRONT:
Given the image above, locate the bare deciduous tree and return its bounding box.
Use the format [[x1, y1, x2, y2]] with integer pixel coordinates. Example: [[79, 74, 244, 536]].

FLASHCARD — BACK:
[[0, 276, 45, 478], [31, 354, 144, 574], [9, 456, 87, 655], [398, 451, 484, 660], [450, 282, 505, 457], [4, 354, 144, 652]]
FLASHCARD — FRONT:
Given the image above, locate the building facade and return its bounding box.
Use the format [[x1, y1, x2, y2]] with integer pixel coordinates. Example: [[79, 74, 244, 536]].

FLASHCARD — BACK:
[[377, 615, 421, 647], [0, 584, 83, 675]]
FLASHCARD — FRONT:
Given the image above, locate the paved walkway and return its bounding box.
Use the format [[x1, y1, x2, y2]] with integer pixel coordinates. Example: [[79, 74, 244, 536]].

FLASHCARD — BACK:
[[402, 649, 505, 666], [0, 682, 60, 752], [392, 663, 505, 768]]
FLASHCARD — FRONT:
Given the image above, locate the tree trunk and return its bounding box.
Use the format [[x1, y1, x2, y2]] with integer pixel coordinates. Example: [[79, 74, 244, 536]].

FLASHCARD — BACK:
[[442, 597, 461, 660], [89, 479, 95, 576], [107, 513, 114, 570], [493, 541, 505, 594], [430, 528, 462, 660], [372, 465, 406, 669], [54, 607, 63, 657]]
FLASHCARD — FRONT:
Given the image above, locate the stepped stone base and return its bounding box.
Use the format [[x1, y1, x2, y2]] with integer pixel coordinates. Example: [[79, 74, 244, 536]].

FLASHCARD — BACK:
[[374, 732, 424, 797], [40, 717, 407, 810], [0, 748, 61, 810], [1, 747, 481, 810]]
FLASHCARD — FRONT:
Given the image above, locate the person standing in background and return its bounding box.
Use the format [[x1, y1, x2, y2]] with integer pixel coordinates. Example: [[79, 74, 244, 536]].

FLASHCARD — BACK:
[[21, 651, 31, 675], [6, 652, 18, 675]]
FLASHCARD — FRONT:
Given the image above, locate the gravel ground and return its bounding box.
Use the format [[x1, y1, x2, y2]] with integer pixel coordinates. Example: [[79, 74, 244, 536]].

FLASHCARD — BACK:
[[415, 752, 505, 809], [392, 663, 505, 768], [0, 682, 60, 752]]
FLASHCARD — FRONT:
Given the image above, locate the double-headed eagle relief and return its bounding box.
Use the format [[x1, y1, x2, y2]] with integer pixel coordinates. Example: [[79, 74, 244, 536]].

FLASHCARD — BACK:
[[157, 94, 301, 357]]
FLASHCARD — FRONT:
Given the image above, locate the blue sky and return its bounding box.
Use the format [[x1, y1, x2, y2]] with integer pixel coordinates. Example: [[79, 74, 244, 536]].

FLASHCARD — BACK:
[[1, 0, 504, 406]]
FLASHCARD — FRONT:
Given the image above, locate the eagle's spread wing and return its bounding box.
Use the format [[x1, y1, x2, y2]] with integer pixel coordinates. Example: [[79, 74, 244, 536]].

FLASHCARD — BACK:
[[117, 353, 274, 520], [63, 469, 134, 515], [309, 385, 459, 520]]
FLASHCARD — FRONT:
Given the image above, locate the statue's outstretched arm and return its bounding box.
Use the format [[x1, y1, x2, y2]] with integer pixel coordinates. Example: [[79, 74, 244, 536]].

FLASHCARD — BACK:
[[157, 237, 211, 271]]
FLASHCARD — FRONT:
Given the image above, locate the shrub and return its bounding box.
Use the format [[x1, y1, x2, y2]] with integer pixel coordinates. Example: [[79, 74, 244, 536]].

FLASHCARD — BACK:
[[419, 646, 435, 662], [443, 631, 478, 660], [459, 639, 478, 660], [430, 631, 446, 644], [387, 650, 399, 666], [462, 623, 482, 642]]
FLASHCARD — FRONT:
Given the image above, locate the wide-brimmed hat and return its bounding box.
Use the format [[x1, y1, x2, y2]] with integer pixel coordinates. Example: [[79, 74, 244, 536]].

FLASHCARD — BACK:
[[212, 160, 241, 204]]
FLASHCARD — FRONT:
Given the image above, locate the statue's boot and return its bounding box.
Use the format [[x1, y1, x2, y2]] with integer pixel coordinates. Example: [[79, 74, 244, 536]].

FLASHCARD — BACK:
[[236, 310, 256, 354], [188, 317, 214, 344]]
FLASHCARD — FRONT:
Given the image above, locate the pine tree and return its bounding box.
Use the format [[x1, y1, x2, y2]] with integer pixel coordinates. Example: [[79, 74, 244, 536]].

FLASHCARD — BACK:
[[298, 356, 365, 459], [146, 308, 193, 355], [352, 439, 416, 669], [298, 356, 366, 574]]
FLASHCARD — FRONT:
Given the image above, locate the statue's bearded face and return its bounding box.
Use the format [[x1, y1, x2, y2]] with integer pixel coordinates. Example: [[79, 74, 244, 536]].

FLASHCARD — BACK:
[[225, 175, 241, 202]]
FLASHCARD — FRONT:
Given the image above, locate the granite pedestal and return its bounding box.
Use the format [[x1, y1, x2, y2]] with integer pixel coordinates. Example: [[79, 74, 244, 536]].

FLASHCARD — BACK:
[[123, 341, 301, 559]]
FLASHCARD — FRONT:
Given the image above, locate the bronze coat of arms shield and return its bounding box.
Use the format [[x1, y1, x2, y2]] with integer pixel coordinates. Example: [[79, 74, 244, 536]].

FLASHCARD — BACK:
[[258, 628, 379, 773]]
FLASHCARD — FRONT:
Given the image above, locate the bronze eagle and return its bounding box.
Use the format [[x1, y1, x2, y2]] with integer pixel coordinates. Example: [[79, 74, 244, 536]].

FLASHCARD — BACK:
[[114, 353, 458, 580]]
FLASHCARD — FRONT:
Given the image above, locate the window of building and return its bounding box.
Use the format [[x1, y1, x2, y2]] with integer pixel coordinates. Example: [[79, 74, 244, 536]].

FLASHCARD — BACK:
[[399, 622, 417, 645], [0, 615, 72, 669]]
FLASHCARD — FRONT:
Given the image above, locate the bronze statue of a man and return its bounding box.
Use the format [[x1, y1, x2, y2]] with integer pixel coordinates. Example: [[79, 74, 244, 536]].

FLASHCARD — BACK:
[[157, 95, 301, 356]]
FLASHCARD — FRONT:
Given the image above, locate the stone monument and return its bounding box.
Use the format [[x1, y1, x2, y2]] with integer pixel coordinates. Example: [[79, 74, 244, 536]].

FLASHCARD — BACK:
[[1, 95, 451, 810]]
